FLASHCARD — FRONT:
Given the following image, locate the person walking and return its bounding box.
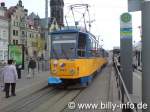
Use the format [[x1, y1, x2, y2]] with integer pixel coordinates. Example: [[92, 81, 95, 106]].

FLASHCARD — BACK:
[[13, 60, 22, 79], [16, 65, 22, 79], [2, 60, 18, 98], [28, 58, 36, 78]]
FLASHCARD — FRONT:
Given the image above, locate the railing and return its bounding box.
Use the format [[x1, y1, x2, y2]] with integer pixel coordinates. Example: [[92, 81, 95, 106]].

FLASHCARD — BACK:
[[113, 57, 138, 112], [37, 60, 49, 72], [24, 60, 49, 73]]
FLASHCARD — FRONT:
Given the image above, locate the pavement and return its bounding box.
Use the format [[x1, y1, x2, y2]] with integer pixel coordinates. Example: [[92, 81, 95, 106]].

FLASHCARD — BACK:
[[63, 61, 121, 112], [0, 58, 141, 112], [132, 70, 142, 104], [0, 68, 49, 110]]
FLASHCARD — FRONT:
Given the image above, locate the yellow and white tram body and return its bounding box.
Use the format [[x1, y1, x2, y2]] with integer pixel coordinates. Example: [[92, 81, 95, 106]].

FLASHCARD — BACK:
[[48, 29, 107, 85]]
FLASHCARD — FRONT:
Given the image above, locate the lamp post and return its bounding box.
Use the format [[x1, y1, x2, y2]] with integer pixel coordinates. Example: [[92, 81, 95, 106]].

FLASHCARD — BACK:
[[45, 0, 49, 60]]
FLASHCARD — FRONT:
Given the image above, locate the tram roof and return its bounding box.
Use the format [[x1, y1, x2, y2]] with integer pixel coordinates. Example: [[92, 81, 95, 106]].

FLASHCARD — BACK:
[[49, 28, 99, 44], [49, 29, 87, 34], [49, 29, 97, 39]]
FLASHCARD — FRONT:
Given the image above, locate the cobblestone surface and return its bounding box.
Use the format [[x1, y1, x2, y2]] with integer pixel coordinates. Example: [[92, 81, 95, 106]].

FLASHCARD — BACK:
[[0, 70, 49, 109]]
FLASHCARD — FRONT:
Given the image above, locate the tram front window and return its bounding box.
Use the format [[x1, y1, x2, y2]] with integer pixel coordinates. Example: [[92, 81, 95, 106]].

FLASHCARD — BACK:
[[52, 43, 76, 59], [51, 33, 77, 59]]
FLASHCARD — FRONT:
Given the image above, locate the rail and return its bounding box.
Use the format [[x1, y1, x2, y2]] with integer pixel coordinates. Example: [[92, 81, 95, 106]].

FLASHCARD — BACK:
[[24, 60, 49, 73], [37, 60, 49, 72], [113, 57, 138, 112]]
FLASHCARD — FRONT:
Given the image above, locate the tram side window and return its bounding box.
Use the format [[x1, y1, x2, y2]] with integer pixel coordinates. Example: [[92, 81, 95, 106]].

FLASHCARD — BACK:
[[92, 42, 97, 56], [86, 38, 96, 57], [78, 33, 86, 57], [89, 39, 97, 57]]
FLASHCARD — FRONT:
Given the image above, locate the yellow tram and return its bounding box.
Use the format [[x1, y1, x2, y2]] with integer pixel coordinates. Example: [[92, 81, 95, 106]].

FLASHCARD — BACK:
[[48, 28, 108, 86]]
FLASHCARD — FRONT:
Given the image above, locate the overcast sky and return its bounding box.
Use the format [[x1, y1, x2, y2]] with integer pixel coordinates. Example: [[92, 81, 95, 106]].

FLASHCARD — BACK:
[[4, 0, 141, 50]]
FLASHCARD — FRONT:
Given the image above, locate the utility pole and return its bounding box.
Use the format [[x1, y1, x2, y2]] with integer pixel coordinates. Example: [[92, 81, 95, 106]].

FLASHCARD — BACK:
[[45, 0, 48, 19], [45, 0, 49, 60]]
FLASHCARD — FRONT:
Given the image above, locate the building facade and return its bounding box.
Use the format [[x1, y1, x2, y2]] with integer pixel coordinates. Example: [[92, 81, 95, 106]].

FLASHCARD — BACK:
[[0, 3, 9, 62], [27, 12, 45, 58], [6, 0, 28, 45], [0, 0, 67, 62], [5, 0, 44, 59]]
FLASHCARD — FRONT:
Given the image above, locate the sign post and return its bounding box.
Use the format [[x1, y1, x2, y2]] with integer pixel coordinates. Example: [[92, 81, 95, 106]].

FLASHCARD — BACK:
[[120, 13, 133, 94]]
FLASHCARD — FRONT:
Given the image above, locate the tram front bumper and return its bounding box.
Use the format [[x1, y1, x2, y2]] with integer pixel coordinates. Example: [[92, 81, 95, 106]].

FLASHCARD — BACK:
[[48, 76, 62, 85]]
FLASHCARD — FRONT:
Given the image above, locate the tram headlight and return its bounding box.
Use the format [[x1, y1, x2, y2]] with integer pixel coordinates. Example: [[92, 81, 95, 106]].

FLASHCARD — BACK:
[[52, 70, 57, 74]]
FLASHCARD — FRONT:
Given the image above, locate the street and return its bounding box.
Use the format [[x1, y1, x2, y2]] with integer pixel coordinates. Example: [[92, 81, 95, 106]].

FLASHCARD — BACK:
[[0, 60, 121, 112]]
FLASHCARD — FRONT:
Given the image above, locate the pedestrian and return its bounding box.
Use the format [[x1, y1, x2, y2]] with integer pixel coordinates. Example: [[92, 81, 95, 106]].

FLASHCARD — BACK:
[[16, 65, 22, 79], [2, 60, 18, 98], [28, 58, 36, 78], [13, 60, 22, 79]]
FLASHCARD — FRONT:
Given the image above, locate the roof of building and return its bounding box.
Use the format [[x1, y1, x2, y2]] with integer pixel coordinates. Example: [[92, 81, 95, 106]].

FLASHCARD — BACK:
[[28, 12, 40, 19], [5, 6, 17, 18], [5, 0, 24, 18]]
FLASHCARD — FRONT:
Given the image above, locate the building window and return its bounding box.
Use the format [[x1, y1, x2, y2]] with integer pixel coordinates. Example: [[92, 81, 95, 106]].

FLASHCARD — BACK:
[[16, 22, 18, 26], [4, 50, 8, 60], [0, 50, 3, 60], [16, 40, 18, 44], [13, 40, 16, 44], [26, 32, 27, 37], [13, 30, 19, 36], [30, 33, 32, 38], [13, 30, 15, 36], [17, 22, 20, 27], [32, 33, 34, 38], [16, 30, 18, 36], [22, 31, 25, 36], [3, 30, 6, 38], [13, 21, 15, 26], [12, 40, 18, 45]]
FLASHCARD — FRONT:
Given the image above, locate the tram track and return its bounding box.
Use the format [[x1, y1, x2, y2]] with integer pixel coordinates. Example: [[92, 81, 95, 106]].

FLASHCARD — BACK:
[[32, 89, 83, 112], [0, 85, 84, 112], [0, 86, 57, 112]]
